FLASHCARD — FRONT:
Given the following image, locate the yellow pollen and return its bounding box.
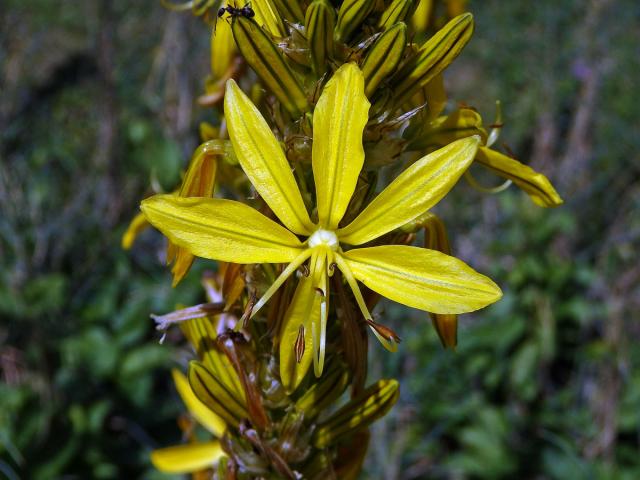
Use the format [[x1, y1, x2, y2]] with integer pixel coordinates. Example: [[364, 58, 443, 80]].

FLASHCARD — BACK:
[[308, 229, 339, 250]]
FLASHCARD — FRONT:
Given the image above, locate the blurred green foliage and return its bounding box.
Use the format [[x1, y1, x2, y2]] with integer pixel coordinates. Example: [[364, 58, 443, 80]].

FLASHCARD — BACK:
[[1, 0, 638, 479]]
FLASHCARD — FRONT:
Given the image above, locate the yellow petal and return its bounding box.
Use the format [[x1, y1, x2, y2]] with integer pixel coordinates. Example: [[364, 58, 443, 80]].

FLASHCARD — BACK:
[[150, 441, 225, 474], [339, 137, 480, 245], [475, 146, 563, 207], [343, 245, 502, 314], [279, 275, 320, 393], [121, 212, 150, 250], [224, 80, 314, 235], [141, 195, 303, 264], [171, 369, 226, 438], [211, 15, 236, 79], [312, 63, 370, 229]]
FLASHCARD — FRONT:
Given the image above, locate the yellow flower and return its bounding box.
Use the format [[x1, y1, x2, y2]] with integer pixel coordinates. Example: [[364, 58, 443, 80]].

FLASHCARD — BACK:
[[150, 369, 226, 475], [141, 63, 501, 392]]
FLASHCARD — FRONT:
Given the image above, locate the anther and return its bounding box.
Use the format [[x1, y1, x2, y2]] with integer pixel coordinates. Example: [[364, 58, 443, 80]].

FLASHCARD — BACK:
[[365, 319, 401, 343], [295, 325, 305, 363], [299, 264, 310, 277]]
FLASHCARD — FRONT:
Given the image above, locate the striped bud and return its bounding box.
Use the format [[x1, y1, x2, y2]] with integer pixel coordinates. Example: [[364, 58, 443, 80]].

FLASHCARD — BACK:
[[252, 0, 286, 37], [306, 0, 336, 75], [270, 0, 304, 23], [313, 379, 399, 448], [378, 0, 418, 30], [189, 361, 248, 428], [361, 22, 407, 97], [335, 0, 376, 42], [392, 13, 474, 108], [231, 16, 310, 117], [295, 362, 350, 419]]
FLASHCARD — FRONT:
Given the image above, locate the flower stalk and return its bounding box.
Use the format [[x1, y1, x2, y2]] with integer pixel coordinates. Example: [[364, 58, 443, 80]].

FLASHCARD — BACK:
[[124, 0, 563, 476]]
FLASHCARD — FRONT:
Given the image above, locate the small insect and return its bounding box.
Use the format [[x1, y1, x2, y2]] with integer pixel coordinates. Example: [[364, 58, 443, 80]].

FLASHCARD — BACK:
[[217, 4, 255, 19]]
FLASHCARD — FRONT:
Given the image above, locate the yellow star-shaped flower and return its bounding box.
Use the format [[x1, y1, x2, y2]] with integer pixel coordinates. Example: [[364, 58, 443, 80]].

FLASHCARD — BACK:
[[141, 63, 501, 392]]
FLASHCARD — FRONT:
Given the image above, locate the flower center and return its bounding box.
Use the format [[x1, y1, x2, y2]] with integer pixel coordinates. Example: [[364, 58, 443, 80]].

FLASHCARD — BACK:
[[308, 229, 339, 250]]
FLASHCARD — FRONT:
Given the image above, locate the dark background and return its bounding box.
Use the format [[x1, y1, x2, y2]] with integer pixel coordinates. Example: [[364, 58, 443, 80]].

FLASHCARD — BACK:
[[1, 0, 638, 478]]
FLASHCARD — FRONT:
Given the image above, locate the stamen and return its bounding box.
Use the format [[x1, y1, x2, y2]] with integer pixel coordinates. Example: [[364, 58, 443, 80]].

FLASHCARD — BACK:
[[486, 100, 503, 147], [295, 325, 305, 363], [152, 302, 226, 331], [334, 255, 399, 352], [328, 262, 337, 276], [365, 319, 401, 343], [464, 170, 512, 194], [366, 322, 399, 352], [333, 254, 374, 323], [250, 249, 313, 319], [299, 264, 310, 277], [236, 290, 257, 330], [311, 250, 328, 377]]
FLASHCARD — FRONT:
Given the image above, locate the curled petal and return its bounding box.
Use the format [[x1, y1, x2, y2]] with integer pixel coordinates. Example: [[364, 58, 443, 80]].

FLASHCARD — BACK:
[[475, 146, 563, 207], [342, 245, 502, 314], [121, 212, 149, 250], [225, 80, 313, 234], [141, 195, 304, 264], [169, 139, 221, 285], [339, 136, 479, 245]]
